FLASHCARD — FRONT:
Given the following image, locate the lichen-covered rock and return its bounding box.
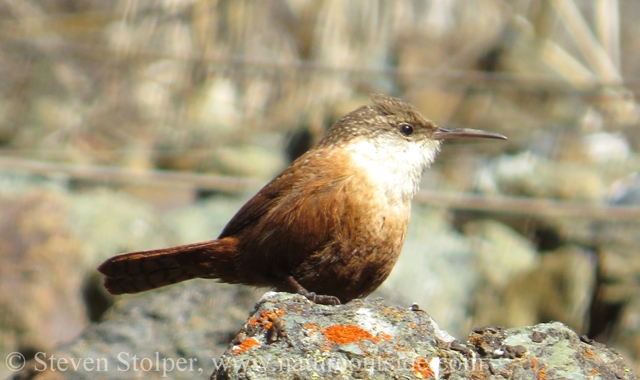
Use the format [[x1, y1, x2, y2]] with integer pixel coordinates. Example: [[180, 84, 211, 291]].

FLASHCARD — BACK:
[[9, 282, 263, 380], [213, 292, 638, 380], [384, 205, 480, 337]]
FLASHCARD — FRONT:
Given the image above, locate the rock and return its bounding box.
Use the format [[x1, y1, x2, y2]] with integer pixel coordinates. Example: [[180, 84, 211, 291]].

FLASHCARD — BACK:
[[11, 282, 263, 380], [384, 206, 479, 337], [464, 219, 538, 289], [386, 213, 541, 339], [609, 173, 640, 206], [583, 132, 631, 164], [591, 243, 640, 370], [475, 152, 606, 202], [163, 195, 250, 245], [495, 245, 596, 332], [0, 184, 179, 379], [0, 189, 88, 366], [212, 292, 638, 380], [213, 145, 287, 179], [616, 300, 640, 371], [69, 189, 174, 264], [7, 288, 638, 379], [598, 245, 640, 305]]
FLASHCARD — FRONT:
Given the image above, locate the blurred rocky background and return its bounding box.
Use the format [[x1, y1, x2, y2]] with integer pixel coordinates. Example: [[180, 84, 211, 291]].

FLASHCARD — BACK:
[[1, 0, 640, 378]]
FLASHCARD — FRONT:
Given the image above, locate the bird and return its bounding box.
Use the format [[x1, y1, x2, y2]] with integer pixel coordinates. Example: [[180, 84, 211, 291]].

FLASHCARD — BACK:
[[98, 94, 506, 305]]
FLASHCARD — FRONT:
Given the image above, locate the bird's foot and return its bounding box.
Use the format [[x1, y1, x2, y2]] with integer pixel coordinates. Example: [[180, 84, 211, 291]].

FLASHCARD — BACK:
[[286, 276, 340, 305], [303, 291, 341, 306]]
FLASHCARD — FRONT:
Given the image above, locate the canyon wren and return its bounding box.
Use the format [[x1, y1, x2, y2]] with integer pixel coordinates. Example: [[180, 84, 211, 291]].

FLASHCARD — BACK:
[[98, 94, 506, 305]]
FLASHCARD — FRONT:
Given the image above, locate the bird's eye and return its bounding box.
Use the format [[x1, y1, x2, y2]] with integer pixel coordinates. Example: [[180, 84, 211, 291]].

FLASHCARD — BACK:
[[399, 123, 414, 136]]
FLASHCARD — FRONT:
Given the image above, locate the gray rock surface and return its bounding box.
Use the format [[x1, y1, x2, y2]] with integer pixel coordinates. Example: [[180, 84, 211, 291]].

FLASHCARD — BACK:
[[0, 189, 89, 362], [385, 209, 544, 339], [10, 282, 263, 380], [471, 244, 596, 334], [7, 286, 639, 379], [475, 152, 606, 202], [384, 205, 480, 338], [0, 183, 180, 379], [212, 293, 638, 380]]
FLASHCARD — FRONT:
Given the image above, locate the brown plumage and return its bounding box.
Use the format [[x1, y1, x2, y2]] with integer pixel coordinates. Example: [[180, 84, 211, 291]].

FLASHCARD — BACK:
[[98, 94, 506, 304]]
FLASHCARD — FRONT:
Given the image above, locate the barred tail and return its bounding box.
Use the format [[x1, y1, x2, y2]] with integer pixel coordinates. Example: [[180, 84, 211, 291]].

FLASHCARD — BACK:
[[97, 237, 240, 294]]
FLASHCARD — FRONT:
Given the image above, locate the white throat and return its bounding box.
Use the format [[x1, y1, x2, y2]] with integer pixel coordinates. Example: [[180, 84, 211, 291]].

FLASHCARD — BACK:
[[344, 137, 441, 206]]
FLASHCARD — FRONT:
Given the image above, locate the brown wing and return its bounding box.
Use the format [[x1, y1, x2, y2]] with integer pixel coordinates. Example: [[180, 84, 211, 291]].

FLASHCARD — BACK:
[[218, 164, 300, 239], [219, 149, 352, 283], [219, 146, 348, 240]]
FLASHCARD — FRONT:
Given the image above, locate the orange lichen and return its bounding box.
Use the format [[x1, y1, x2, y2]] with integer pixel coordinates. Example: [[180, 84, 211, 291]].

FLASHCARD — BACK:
[[413, 357, 434, 378], [323, 324, 380, 344], [248, 309, 285, 329], [467, 334, 482, 346], [303, 323, 318, 331], [530, 358, 548, 380], [233, 337, 260, 354], [379, 332, 392, 341], [537, 367, 547, 380], [585, 348, 595, 359]]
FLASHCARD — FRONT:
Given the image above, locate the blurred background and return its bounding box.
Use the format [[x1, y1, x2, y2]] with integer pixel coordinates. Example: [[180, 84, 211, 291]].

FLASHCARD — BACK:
[[1, 0, 640, 376]]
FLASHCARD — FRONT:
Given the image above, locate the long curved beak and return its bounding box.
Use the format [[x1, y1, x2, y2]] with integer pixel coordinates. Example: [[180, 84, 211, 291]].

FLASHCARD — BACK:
[[432, 127, 507, 141]]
